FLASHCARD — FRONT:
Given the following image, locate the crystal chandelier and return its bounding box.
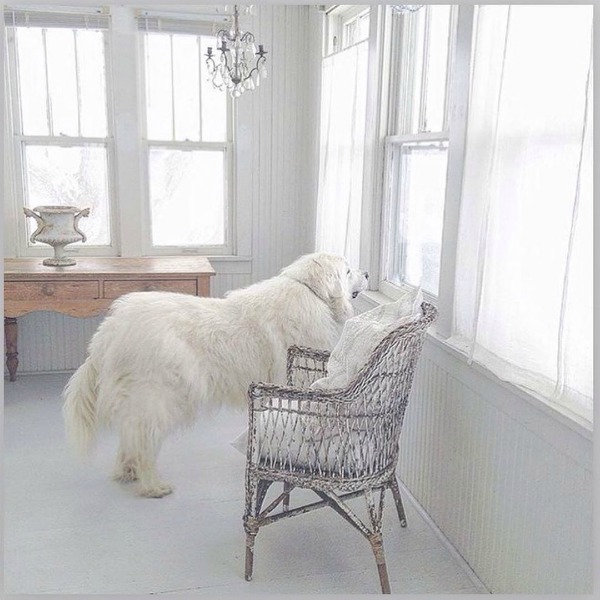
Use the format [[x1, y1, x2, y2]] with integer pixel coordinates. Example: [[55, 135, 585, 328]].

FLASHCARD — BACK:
[[392, 5, 424, 13], [205, 5, 267, 98]]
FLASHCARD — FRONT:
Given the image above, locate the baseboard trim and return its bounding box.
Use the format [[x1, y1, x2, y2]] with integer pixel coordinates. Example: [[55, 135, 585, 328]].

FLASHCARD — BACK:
[[398, 476, 491, 594]]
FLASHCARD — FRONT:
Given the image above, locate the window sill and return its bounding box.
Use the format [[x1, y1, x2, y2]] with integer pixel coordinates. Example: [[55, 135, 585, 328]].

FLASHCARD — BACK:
[[203, 255, 252, 274], [354, 289, 593, 445]]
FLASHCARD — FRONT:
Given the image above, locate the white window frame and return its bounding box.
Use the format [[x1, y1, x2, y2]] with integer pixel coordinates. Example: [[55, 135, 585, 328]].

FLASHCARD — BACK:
[[379, 5, 459, 305], [4, 8, 118, 257], [323, 4, 370, 57], [359, 5, 473, 331], [137, 15, 234, 256], [4, 5, 247, 263]]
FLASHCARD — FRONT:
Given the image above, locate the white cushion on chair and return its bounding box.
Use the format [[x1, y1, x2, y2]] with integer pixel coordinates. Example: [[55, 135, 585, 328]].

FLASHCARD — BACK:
[[310, 287, 423, 391]]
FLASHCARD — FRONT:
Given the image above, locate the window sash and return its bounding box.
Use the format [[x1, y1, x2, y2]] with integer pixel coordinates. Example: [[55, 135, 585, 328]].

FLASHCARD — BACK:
[[20, 141, 113, 247], [391, 5, 456, 136], [323, 5, 370, 57], [8, 25, 109, 139], [143, 141, 233, 254], [381, 135, 449, 296]]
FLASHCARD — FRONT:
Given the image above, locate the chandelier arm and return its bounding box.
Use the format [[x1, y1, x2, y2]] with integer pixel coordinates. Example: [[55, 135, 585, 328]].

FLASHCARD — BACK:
[[215, 28, 231, 41], [244, 53, 266, 84]]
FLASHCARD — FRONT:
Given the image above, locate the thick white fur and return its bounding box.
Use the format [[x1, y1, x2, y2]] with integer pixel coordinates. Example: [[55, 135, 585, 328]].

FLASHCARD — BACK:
[[63, 253, 368, 498]]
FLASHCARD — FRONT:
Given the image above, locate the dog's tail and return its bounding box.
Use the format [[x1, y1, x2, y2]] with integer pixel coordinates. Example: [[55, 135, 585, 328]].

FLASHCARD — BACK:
[[62, 358, 100, 456]]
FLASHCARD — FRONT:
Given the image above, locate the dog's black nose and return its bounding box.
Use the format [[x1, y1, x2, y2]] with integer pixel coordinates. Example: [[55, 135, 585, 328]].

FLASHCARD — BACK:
[[364, 271, 369, 280]]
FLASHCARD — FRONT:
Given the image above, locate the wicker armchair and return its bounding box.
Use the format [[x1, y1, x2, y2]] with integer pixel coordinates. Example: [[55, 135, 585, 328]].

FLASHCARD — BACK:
[[243, 302, 438, 594]]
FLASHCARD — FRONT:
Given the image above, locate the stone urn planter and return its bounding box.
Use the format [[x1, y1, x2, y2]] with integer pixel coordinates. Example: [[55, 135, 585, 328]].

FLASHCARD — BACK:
[[23, 205, 90, 266]]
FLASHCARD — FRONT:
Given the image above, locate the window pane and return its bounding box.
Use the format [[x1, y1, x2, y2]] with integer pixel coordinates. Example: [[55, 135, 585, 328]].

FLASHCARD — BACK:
[[423, 5, 451, 132], [145, 33, 174, 140], [45, 28, 79, 136], [15, 27, 49, 135], [23, 144, 111, 245], [199, 36, 227, 142], [357, 12, 370, 44], [396, 6, 454, 134], [173, 35, 200, 141], [76, 30, 108, 137], [388, 141, 448, 295], [148, 148, 226, 246], [14, 26, 108, 138], [408, 10, 426, 133]]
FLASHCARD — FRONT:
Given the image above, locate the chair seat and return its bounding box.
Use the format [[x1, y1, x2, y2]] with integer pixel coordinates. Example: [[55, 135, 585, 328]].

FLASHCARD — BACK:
[[254, 406, 399, 478]]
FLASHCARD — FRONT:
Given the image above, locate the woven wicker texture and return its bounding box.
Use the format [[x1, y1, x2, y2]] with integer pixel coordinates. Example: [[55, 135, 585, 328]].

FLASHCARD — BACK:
[[243, 301, 438, 594]]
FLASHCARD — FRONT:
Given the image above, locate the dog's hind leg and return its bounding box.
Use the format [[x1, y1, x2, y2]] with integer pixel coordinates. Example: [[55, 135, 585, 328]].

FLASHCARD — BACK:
[[116, 424, 173, 498], [112, 443, 139, 483]]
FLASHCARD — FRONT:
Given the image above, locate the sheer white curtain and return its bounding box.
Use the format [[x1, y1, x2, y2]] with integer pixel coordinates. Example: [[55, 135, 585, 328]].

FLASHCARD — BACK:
[[315, 40, 368, 267], [451, 5, 593, 421]]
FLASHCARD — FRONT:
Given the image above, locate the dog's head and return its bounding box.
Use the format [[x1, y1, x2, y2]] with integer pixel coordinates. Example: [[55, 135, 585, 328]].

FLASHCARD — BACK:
[[281, 253, 369, 322]]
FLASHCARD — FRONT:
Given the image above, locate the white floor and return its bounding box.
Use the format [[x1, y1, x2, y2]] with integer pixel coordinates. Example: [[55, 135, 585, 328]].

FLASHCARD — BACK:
[[4, 373, 488, 595]]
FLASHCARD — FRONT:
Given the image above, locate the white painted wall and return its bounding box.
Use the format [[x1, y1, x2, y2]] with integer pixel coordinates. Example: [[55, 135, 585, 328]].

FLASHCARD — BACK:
[[4, 5, 323, 374], [399, 338, 592, 593]]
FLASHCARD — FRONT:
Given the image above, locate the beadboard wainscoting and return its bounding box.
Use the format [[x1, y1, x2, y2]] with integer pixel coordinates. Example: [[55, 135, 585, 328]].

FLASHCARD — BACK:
[[397, 336, 593, 594]]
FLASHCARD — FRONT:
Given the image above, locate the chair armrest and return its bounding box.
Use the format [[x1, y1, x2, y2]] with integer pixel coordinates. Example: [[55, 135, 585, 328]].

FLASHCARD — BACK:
[[286, 345, 331, 388], [248, 381, 345, 410]]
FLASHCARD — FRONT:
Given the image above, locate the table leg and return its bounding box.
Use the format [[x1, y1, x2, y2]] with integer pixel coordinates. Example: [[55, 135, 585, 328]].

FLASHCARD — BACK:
[[5, 317, 18, 382]]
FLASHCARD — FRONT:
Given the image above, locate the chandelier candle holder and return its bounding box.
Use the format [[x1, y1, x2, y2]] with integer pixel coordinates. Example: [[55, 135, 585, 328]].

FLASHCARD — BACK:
[[205, 5, 267, 98]]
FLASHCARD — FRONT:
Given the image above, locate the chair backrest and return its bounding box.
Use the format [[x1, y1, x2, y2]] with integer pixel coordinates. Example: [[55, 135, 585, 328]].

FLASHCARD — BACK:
[[347, 302, 437, 408], [336, 301, 438, 479]]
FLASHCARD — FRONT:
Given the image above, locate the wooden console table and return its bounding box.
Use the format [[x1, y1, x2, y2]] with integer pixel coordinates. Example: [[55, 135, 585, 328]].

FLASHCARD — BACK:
[[4, 256, 215, 381]]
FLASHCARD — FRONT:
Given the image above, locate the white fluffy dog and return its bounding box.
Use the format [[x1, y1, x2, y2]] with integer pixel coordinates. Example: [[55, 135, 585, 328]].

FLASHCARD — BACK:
[[63, 253, 368, 498]]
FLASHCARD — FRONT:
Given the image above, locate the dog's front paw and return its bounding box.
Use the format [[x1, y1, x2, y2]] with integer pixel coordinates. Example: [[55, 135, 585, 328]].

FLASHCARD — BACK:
[[136, 482, 174, 498]]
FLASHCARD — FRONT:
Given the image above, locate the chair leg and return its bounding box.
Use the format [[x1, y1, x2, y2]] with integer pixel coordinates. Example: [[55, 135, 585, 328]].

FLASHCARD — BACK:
[[244, 472, 260, 582], [389, 477, 408, 527], [369, 533, 391, 594], [365, 488, 391, 594], [283, 481, 292, 512], [244, 530, 257, 581]]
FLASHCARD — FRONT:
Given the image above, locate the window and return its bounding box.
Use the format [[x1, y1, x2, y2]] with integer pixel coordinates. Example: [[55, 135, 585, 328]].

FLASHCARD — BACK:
[[385, 140, 448, 294], [5, 7, 234, 258], [323, 5, 369, 56], [315, 5, 370, 267], [374, 4, 593, 422], [381, 5, 457, 297], [140, 18, 231, 251], [5, 10, 112, 249]]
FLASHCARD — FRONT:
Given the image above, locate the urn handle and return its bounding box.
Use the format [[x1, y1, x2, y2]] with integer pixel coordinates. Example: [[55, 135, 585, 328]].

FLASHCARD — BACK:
[[23, 207, 47, 244], [73, 207, 91, 243]]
